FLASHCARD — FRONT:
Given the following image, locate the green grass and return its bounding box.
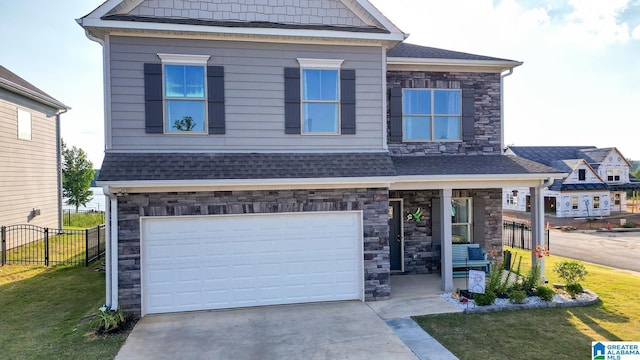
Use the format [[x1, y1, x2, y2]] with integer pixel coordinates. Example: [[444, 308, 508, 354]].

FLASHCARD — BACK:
[[63, 212, 105, 228], [6, 231, 90, 265], [0, 264, 126, 359], [414, 247, 640, 360]]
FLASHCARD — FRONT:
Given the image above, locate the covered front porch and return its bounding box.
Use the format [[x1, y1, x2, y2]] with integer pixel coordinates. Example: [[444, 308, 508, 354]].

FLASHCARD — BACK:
[[388, 155, 566, 293]]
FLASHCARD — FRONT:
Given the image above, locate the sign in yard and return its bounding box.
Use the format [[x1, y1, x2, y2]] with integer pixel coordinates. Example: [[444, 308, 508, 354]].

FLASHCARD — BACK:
[[468, 270, 486, 294]]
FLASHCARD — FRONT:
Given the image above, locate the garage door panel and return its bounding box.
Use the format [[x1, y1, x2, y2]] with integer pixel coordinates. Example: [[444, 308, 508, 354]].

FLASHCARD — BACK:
[[141, 212, 363, 315]]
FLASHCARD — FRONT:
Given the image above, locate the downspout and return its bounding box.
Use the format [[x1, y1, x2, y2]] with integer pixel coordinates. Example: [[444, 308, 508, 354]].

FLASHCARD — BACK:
[[103, 186, 118, 310], [500, 69, 514, 154], [56, 108, 68, 230]]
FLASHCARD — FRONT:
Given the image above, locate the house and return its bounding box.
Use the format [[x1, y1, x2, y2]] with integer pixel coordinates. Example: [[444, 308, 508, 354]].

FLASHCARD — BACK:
[[503, 146, 640, 218], [0, 65, 68, 233], [78, 0, 563, 317]]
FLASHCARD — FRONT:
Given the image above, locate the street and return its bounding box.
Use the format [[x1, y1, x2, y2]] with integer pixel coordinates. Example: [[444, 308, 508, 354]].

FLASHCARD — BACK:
[[549, 230, 640, 273]]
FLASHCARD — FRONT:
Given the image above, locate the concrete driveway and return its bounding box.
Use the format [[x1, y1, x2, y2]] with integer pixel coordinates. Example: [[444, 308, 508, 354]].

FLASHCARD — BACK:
[[116, 301, 418, 360]]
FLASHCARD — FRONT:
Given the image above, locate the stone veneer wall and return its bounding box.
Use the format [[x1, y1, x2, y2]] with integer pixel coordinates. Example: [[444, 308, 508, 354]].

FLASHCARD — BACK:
[[116, 188, 390, 315], [390, 188, 503, 274], [387, 71, 502, 157]]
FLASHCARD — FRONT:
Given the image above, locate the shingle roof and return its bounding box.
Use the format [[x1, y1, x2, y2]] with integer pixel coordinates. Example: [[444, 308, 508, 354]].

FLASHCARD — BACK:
[[0, 65, 67, 110], [99, 152, 564, 183], [387, 42, 516, 62], [548, 179, 609, 191], [98, 152, 397, 182], [578, 147, 613, 165], [101, 14, 389, 34], [507, 146, 597, 167], [391, 155, 562, 176]]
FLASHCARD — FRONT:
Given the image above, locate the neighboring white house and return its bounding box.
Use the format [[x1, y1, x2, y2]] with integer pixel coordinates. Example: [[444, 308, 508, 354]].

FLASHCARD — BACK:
[[504, 146, 640, 218]]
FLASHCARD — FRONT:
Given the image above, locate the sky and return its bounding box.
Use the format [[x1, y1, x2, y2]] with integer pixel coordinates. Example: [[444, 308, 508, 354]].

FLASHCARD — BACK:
[[0, 0, 638, 166]]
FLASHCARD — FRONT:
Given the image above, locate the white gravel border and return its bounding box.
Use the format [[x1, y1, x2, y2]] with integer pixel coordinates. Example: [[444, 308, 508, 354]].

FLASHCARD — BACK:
[[441, 289, 599, 314]]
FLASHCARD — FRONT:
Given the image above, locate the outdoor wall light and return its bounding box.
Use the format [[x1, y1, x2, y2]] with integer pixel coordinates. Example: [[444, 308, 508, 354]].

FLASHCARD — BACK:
[[31, 208, 41, 217]]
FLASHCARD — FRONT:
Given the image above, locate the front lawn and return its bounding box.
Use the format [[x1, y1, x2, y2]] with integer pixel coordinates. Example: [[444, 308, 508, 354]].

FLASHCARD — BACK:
[[414, 247, 640, 360], [0, 264, 126, 359]]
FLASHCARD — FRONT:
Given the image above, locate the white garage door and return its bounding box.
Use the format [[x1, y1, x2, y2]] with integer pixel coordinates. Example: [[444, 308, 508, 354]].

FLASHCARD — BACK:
[[141, 212, 363, 315]]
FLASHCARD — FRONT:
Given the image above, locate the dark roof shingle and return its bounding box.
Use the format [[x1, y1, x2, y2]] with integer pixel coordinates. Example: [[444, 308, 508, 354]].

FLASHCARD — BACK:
[[101, 14, 389, 34], [391, 155, 562, 176], [387, 42, 516, 62], [98, 152, 397, 182]]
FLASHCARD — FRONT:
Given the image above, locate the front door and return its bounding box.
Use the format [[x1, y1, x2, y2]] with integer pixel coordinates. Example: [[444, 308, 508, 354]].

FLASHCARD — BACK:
[[389, 200, 402, 271]]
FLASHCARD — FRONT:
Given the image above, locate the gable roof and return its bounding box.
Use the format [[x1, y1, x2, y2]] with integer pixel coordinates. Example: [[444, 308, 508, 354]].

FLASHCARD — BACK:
[[506, 146, 597, 168], [0, 65, 68, 111], [78, 0, 406, 43]]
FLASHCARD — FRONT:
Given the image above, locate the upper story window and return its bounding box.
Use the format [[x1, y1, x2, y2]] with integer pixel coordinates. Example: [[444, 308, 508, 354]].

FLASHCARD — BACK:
[[297, 59, 343, 134], [158, 54, 210, 134], [17, 108, 31, 140], [578, 169, 586, 181], [607, 168, 620, 182], [402, 89, 461, 141]]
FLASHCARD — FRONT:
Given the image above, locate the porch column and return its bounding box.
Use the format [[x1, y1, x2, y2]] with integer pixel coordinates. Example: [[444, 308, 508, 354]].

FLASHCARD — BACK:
[[440, 188, 454, 292], [529, 185, 545, 280]]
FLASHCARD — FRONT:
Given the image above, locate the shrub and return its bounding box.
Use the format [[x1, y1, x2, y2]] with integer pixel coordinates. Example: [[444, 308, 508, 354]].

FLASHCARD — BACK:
[[622, 221, 636, 228], [523, 263, 541, 291], [91, 307, 126, 333], [535, 285, 555, 301], [486, 262, 504, 294], [553, 260, 588, 285], [565, 283, 584, 298], [473, 290, 496, 306], [509, 289, 527, 304]]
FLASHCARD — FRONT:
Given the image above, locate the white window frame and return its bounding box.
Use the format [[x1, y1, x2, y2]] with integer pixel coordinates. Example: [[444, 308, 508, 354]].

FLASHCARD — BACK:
[[593, 196, 600, 209], [158, 53, 210, 134], [297, 58, 343, 135], [17, 108, 32, 140], [451, 197, 472, 244], [402, 88, 462, 142], [571, 196, 579, 210]]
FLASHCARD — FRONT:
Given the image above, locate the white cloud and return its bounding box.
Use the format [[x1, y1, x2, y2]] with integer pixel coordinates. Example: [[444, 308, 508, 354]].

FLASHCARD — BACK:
[[562, 0, 632, 46], [633, 24, 640, 38]]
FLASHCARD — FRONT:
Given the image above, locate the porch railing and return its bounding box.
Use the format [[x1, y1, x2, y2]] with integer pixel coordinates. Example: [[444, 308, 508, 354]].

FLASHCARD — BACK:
[[502, 221, 549, 250]]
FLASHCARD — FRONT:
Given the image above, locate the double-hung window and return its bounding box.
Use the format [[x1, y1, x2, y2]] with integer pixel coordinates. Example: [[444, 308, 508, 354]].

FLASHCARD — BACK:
[[298, 59, 342, 134], [451, 198, 472, 243], [593, 196, 600, 209], [159, 54, 210, 133], [402, 89, 461, 141]]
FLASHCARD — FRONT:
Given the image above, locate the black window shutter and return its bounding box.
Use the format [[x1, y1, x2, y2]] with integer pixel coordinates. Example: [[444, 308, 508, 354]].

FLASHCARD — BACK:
[[472, 196, 485, 245], [340, 69, 356, 134], [462, 89, 475, 141], [284, 67, 301, 134], [207, 66, 225, 134], [389, 87, 403, 141], [144, 63, 163, 134]]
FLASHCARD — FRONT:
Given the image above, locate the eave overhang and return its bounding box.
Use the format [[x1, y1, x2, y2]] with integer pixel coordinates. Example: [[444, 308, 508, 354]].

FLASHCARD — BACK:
[[0, 78, 69, 111], [387, 57, 523, 73]]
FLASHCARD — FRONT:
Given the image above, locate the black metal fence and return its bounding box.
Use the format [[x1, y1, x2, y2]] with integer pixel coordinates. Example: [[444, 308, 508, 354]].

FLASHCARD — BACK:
[[0, 224, 105, 266], [62, 209, 106, 227], [502, 221, 549, 250]]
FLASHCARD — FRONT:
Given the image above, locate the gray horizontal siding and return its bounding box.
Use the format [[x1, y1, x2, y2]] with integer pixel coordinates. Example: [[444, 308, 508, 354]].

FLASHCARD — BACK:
[[108, 36, 384, 151]]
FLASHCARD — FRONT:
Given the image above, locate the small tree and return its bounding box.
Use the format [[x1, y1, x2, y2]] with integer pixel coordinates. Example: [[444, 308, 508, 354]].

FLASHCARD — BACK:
[[62, 140, 94, 211]]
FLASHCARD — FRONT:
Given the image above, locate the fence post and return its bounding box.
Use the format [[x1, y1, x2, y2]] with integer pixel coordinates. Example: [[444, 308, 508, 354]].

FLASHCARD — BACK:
[[85, 228, 89, 267], [1, 226, 5, 266], [44, 228, 49, 266], [520, 223, 525, 249], [96, 225, 100, 261], [510, 221, 515, 247]]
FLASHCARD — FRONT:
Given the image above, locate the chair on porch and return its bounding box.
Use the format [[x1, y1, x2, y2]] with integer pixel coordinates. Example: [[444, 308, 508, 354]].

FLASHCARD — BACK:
[[451, 243, 492, 278]]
